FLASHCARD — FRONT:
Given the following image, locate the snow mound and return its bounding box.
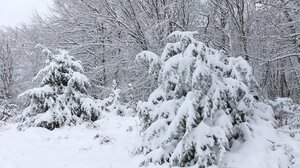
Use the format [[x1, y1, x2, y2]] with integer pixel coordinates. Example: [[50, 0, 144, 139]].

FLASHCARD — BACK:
[[0, 114, 144, 168]]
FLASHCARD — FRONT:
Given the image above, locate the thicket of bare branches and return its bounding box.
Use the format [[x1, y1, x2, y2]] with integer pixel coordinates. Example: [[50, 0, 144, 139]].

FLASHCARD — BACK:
[[0, 0, 299, 104]]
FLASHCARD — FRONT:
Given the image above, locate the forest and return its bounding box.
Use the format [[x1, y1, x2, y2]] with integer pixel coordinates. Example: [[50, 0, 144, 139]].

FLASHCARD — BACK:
[[0, 0, 300, 168]]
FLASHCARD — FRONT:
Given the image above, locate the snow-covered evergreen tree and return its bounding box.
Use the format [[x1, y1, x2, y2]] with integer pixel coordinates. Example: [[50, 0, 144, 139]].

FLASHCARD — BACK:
[[18, 49, 101, 130], [103, 80, 121, 113], [135, 31, 273, 167], [102, 80, 134, 116]]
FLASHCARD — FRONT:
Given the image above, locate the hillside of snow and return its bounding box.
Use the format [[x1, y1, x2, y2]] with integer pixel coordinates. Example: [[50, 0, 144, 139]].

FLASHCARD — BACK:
[[0, 114, 148, 168], [0, 112, 300, 168]]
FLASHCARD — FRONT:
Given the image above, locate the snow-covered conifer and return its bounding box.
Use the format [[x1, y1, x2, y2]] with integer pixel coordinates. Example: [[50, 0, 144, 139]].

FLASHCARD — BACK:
[[135, 31, 273, 167], [18, 49, 101, 130], [102, 80, 133, 116], [103, 80, 121, 113]]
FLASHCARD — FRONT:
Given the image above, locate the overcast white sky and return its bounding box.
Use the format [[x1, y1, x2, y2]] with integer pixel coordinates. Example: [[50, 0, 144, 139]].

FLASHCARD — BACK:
[[0, 0, 53, 27]]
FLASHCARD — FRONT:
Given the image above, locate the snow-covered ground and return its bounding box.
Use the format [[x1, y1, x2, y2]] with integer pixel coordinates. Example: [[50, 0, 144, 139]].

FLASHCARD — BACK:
[[1, 113, 300, 168], [0, 114, 148, 168], [227, 124, 300, 168]]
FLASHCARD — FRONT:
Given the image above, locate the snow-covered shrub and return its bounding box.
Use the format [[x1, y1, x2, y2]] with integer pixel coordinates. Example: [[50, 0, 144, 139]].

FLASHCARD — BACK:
[[94, 134, 115, 145], [270, 97, 300, 129], [135, 31, 273, 167], [102, 80, 134, 116], [0, 99, 18, 122], [103, 80, 121, 113], [124, 83, 138, 114], [18, 49, 102, 130]]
